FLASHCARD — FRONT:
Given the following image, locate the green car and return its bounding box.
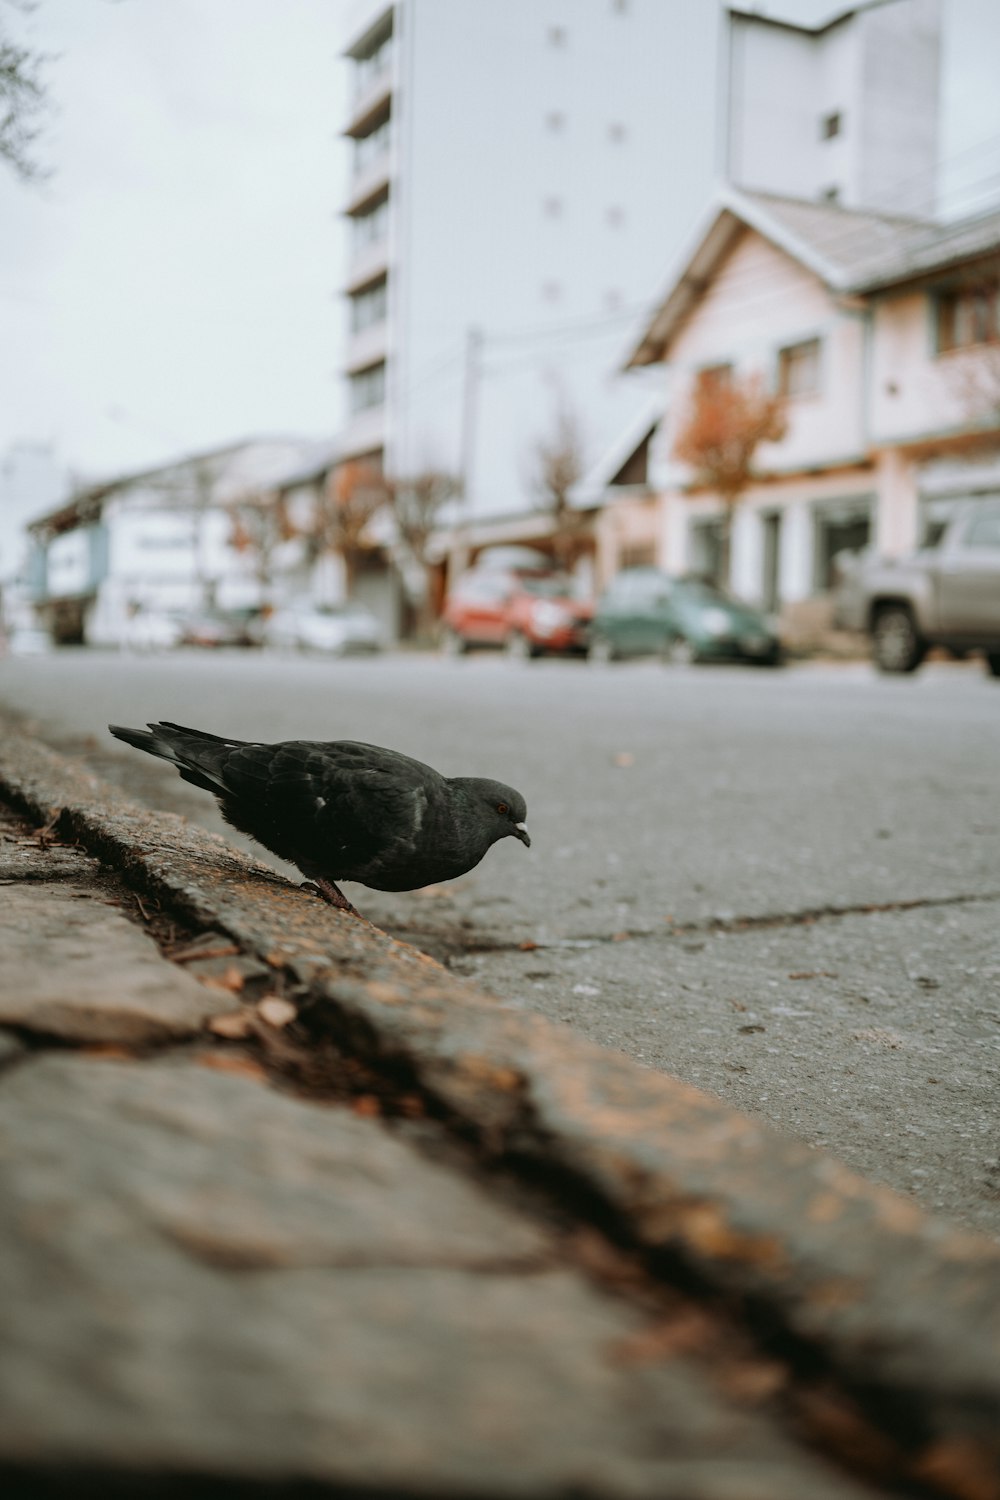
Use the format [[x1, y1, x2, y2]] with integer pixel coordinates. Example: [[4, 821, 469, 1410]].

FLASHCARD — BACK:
[[589, 569, 783, 666]]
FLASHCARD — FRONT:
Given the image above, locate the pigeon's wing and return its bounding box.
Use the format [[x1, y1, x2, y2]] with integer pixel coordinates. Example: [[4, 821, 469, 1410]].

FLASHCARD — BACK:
[[208, 739, 437, 880], [108, 721, 250, 797]]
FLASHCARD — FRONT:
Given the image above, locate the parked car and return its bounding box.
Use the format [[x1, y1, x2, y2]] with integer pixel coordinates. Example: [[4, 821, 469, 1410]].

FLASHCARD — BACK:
[[264, 601, 383, 655], [2, 624, 53, 656], [589, 568, 783, 665], [833, 498, 1000, 676], [441, 556, 592, 658], [177, 607, 267, 649], [122, 608, 184, 651]]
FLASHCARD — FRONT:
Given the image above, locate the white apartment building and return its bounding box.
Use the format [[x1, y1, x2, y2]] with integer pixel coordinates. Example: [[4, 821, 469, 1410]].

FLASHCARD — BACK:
[[723, 0, 942, 217], [338, 0, 720, 523]]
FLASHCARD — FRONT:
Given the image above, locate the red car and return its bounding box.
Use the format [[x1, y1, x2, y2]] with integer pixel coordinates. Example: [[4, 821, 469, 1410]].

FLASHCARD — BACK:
[[441, 560, 592, 658]]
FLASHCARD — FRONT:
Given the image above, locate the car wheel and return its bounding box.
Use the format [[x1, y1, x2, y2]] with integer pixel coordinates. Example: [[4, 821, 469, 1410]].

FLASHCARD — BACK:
[[985, 651, 1000, 678], [663, 635, 698, 667], [505, 631, 536, 661], [440, 627, 468, 657], [871, 605, 925, 674], [754, 643, 785, 668], [588, 635, 618, 664]]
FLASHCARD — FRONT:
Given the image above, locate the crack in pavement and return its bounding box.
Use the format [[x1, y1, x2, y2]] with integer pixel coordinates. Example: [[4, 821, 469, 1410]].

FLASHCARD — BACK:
[[418, 889, 1000, 962]]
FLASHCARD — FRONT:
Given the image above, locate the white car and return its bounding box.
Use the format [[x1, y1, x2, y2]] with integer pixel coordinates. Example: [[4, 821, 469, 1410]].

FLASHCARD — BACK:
[[3, 625, 54, 656], [265, 602, 383, 655]]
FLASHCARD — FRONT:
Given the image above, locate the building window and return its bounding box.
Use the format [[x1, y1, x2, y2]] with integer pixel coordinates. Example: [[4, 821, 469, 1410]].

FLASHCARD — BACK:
[[688, 519, 724, 586], [352, 22, 393, 97], [350, 195, 390, 252], [353, 112, 391, 175], [813, 502, 871, 592], [349, 277, 388, 334], [935, 282, 1000, 352], [620, 543, 655, 569], [348, 361, 386, 414], [777, 337, 821, 398], [820, 111, 842, 140]]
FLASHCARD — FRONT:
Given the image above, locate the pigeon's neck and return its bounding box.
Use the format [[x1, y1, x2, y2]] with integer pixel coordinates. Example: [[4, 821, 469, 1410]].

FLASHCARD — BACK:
[[446, 778, 502, 842]]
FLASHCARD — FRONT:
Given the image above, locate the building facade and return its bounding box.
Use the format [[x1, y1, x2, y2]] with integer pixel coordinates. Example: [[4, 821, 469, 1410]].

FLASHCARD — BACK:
[[337, 0, 718, 524], [724, 0, 942, 217], [26, 439, 321, 646], [611, 187, 1000, 641], [587, 0, 1000, 641]]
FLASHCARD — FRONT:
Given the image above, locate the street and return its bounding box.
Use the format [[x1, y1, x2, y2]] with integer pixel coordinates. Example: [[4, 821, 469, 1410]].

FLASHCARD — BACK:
[[2, 648, 998, 1236]]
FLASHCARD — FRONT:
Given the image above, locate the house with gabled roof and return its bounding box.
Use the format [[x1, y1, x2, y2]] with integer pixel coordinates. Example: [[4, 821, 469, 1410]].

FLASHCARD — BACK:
[[610, 185, 1000, 637], [587, 0, 1000, 642], [25, 438, 326, 646]]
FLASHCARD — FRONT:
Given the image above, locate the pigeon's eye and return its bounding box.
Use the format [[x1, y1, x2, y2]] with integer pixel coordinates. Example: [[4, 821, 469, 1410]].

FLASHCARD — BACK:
[[496, 802, 509, 815]]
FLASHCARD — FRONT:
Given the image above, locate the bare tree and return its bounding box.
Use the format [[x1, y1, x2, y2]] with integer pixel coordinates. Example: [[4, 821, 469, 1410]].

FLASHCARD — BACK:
[[945, 342, 1000, 436], [530, 400, 588, 570], [317, 460, 390, 595], [673, 370, 787, 587], [227, 493, 281, 604], [1, 2, 48, 182], [388, 468, 458, 639]]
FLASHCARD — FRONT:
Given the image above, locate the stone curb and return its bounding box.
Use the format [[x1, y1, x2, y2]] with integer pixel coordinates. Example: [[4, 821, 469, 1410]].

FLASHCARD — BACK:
[[2, 725, 999, 1497]]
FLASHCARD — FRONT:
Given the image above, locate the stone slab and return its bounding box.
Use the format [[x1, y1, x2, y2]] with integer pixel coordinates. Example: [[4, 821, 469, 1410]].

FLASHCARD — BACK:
[[0, 1055, 869, 1499], [0, 885, 233, 1044]]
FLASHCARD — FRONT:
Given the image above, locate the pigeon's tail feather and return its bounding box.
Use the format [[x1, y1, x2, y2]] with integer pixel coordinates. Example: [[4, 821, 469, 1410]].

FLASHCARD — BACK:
[[108, 722, 232, 796], [108, 723, 173, 759], [157, 721, 242, 746]]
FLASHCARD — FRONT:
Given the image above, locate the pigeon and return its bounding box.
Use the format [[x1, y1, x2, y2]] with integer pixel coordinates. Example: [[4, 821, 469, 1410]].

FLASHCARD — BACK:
[[108, 720, 530, 917]]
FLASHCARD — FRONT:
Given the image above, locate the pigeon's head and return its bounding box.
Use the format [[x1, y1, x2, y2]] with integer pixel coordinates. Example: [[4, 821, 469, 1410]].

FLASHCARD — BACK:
[[459, 778, 530, 849]]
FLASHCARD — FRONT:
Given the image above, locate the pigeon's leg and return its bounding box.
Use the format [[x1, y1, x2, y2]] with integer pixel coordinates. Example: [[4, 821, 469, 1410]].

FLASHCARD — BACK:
[[301, 877, 364, 919]]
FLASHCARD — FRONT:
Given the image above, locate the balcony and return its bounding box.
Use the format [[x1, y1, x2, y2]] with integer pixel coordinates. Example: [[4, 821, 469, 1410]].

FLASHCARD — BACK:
[[344, 66, 393, 140], [340, 402, 387, 463], [344, 145, 394, 217], [344, 236, 391, 295], [344, 319, 389, 375]]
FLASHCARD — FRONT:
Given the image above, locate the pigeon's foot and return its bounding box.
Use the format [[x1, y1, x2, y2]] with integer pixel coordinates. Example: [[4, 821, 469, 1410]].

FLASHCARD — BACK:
[[300, 878, 365, 920]]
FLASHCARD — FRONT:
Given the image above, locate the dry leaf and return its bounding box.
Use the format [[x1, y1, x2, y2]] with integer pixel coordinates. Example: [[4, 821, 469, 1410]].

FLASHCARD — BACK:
[[256, 996, 297, 1028], [201, 965, 246, 993], [208, 1011, 254, 1039]]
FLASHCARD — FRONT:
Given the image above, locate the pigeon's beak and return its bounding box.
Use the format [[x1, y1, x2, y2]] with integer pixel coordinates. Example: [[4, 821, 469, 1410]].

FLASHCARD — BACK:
[[512, 821, 531, 848]]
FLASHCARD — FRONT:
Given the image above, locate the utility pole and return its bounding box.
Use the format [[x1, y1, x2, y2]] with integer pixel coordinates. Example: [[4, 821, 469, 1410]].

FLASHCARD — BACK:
[[454, 324, 483, 577]]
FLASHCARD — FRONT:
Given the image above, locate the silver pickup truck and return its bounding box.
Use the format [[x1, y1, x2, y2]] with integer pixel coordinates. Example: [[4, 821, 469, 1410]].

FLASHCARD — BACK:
[[835, 497, 1000, 676]]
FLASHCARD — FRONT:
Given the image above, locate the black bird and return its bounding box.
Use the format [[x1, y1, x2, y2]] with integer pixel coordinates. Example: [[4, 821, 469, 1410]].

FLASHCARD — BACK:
[[108, 721, 530, 916]]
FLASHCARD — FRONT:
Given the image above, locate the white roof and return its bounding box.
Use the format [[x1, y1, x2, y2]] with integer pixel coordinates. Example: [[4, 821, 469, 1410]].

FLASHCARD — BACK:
[[625, 185, 1000, 368]]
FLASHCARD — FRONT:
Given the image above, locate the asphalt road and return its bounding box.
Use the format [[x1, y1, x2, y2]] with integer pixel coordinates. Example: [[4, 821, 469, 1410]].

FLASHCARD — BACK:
[[2, 646, 999, 1236]]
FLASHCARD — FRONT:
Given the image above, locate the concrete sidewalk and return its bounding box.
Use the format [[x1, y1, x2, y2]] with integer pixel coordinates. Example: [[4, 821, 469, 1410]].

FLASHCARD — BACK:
[[2, 722, 1000, 1500]]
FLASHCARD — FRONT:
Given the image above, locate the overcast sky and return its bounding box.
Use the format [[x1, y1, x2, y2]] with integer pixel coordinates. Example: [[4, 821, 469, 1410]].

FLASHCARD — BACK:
[[2, 0, 999, 490]]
